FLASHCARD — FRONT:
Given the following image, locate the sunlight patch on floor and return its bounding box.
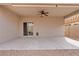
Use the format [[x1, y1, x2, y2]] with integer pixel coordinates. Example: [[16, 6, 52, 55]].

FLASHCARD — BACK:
[[65, 37, 79, 47]]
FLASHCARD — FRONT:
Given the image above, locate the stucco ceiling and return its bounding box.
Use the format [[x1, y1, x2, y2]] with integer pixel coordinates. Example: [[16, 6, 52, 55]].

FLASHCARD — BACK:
[[4, 4, 79, 17]]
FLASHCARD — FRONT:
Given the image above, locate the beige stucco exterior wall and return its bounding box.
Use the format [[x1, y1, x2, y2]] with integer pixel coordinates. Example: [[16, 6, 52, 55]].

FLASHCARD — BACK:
[[19, 16, 64, 38], [0, 6, 19, 43]]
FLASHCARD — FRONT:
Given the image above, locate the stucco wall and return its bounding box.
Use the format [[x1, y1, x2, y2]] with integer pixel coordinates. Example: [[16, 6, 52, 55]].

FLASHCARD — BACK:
[[19, 16, 64, 38], [0, 6, 19, 43]]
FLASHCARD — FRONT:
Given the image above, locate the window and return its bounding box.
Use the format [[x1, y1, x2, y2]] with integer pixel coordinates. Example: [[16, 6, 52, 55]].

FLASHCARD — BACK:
[[23, 22, 33, 36]]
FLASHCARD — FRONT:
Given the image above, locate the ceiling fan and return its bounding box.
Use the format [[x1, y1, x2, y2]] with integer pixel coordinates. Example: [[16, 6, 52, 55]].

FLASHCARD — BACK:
[[38, 10, 49, 17]]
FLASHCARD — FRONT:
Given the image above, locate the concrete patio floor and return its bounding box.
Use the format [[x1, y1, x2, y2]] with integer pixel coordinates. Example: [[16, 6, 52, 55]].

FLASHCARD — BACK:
[[0, 37, 79, 50]]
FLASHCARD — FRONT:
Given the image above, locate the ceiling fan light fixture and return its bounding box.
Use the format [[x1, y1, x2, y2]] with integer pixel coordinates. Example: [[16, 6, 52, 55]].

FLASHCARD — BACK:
[[38, 10, 49, 17]]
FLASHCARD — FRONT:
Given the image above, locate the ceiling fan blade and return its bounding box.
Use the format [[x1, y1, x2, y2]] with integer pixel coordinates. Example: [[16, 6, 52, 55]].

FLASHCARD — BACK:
[[45, 12, 49, 14], [44, 14, 48, 16]]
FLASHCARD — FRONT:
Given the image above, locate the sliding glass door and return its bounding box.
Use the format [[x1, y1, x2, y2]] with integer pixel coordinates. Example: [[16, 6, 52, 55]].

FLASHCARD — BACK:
[[23, 22, 33, 36]]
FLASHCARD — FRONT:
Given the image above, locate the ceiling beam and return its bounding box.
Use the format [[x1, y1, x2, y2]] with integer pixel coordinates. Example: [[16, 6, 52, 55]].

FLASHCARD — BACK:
[[11, 4, 56, 7], [64, 9, 79, 18]]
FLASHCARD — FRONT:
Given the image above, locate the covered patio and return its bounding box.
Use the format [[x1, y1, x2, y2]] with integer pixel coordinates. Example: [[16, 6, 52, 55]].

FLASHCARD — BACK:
[[0, 4, 79, 55]]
